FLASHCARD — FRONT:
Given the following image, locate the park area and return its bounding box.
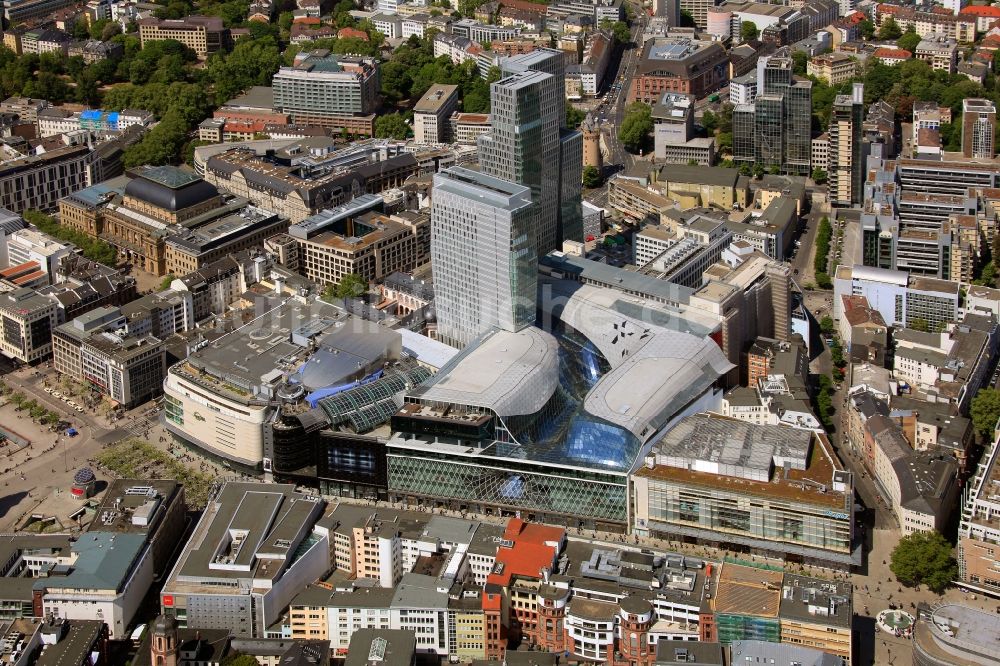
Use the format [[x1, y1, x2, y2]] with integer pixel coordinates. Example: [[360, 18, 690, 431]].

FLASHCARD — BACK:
[[96, 437, 214, 508]]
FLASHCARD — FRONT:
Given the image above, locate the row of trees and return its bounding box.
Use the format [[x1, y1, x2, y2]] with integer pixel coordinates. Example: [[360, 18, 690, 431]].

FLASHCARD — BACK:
[[814, 216, 833, 289], [23, 210, 117, 266], [0, 383, 65, 427]]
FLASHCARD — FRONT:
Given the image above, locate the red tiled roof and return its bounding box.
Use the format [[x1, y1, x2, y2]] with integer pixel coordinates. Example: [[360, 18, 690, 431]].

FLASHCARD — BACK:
[[12, 270, 46, 285], [291, 23, 335, 38], [0, 260, 40, 278], [961, 4, 1000, 17], [486, 542, 557, 587], [292, 16, 321, 24], [503, 517, 564, 546], [482, 591, 502, 611], [224, 120, 268, 133], [873, 47, 911, 59], [843, 294, 887, 328], [338, 27, 369, 40], [497, 0, 548, 13], [484, 518, 564, 587]]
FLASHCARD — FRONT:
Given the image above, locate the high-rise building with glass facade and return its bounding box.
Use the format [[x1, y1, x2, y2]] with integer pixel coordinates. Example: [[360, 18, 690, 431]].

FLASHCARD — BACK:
[[429, 166, 537, 348], [754, 94, 784, 171], [783, 80, 812, 175], [962, 98, 996, 159], [479, 49, 582, 255], [732, 103, 755, 163], [733, 57, 813, 176], [829, 83, 865, 206]]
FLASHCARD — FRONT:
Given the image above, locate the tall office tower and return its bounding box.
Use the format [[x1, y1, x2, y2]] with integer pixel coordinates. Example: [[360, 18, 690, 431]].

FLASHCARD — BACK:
[[430, 166, 538, 348], [754, 95, 784, 172], [830, 83, 865, 206], [767, 262, 792, 342], [559, 130, 584, 243], [503, 49, 566, 132], [479, 49, 583, 254], [654, 0, 681, 26], [759, 54, 791, 95], [734, 56, 813, 175], [783, 79, 812, 175], [478, 70, 557, 256], [962, 98, 996, 159], [732, 103, 755, 163]]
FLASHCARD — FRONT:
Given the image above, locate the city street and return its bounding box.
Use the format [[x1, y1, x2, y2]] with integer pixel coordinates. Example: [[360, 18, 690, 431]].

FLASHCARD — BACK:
[[595, 11, 647, 172]]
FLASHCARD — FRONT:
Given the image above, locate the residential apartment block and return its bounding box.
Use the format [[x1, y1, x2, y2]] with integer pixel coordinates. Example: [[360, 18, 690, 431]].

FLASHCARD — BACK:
[[137, 16, 230, 57], [874, 4, 975, 43], [959, 432, 1000, 595]]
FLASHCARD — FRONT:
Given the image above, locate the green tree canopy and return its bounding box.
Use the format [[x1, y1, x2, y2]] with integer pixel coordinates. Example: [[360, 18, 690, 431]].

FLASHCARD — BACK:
[[566, 105, 586, 129], [878, 16, 902, 40], [897, 28, 921, 54], [701, 110, 718, 133], [792, 50, 808, 76], [819, 316, 834, 335], [324, 274, 369, 301], [600, 19, 630, 44], [971, 387, 1000, 437], [890, 531, 957, 594], [619, 102, 653, 153], [582, 165, 602, 189], [374, 112, 411, 139], [740, 20, 758, 42], [24, 210, 117, 265], [206, 36, 283, 104], [859, 18, 875, 40], [812, 167, 827, 184]]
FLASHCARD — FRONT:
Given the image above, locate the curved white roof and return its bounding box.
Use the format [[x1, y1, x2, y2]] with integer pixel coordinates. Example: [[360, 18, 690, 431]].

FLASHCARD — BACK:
[[413, 327, 559, 417], [847, 264, 907, 286], [544, 282, 734, 440]]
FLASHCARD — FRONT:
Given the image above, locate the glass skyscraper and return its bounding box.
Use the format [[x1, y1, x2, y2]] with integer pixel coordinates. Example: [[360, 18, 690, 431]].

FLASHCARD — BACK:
[[479, 49, 582, 255], [732, 56, 813, 175], [430, 167, 538, 348]]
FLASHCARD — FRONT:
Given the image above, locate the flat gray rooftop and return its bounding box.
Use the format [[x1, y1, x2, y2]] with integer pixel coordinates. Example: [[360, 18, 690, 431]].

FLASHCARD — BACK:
[[170, 482, 323, 586], [650, 414, 812, 481]]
